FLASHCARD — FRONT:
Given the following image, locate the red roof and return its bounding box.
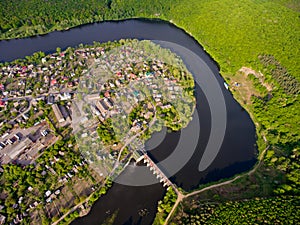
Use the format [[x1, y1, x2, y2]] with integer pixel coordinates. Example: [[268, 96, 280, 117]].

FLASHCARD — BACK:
[[104, 91, 110, 98], [130, 73, 137, 79], [22, 66, 27, 72], [50, 79, 57, 86]]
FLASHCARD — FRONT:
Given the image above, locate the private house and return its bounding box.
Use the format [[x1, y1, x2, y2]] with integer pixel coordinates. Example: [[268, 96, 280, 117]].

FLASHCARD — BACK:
[[0, 100, 5, 108]]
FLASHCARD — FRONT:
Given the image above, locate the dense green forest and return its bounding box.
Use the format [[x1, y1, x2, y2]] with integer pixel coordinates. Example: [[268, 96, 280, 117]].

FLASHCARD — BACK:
[[172, 195, 300, 224], [0, 0, 299, 224], [0, 0, 174, 39]]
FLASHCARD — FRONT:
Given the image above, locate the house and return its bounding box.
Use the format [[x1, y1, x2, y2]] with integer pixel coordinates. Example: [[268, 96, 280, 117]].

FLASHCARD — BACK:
[[104, 91, 110, 98], [50, 79, 57, 86], [59, 92, 71, 101], [103, 98, 113, 108], [0, 100, 5, 108], [161, 104, 172, 110], [90, 105, 101, 116], [96, 100, 108, 116], [52, 104, 65, 123], [144, 111, 153, 120], [40, 130, 48, 137], [45, 190, 51, 197], [0, 214, 6, 225], [47, 95, 55, 104]]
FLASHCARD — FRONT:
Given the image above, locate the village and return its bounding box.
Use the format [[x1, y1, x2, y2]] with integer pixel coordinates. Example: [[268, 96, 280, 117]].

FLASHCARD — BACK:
[[0, 45, 111, 225], [0, 39, 195, 225], [74, 42, 194, 178], [0, 47, 93, 166]]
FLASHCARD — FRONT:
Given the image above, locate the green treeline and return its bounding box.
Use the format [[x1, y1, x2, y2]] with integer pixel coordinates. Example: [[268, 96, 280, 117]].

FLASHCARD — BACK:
[[88, 179, 112, 206], [0, 0, 174, 40], [172, 195, 300, 225], [1, 0, 299, 83], [248, 55, 300, 195], [153, 187, 177, 225]]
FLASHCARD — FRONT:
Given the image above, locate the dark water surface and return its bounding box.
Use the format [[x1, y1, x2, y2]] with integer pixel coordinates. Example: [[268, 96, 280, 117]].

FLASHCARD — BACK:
[[0, 19, 257, 225]]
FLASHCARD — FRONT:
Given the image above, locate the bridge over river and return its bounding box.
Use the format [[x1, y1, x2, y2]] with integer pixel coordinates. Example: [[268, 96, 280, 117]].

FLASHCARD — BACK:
[[132, 149, 181, 196]]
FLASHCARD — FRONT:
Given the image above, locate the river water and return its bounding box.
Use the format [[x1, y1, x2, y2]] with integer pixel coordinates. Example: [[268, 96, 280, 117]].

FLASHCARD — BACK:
[[0, 19, 257, 225]]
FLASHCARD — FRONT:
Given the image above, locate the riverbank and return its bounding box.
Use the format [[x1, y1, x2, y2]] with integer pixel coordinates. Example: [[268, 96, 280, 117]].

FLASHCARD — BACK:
[[164, 63, 299, 223], [1, 1, 299, 78], [161, 142, 270, 225]]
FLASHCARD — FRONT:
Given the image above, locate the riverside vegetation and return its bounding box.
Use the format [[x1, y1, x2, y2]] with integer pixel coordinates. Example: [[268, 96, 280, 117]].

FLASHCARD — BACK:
[[0, 0, 299, 224]]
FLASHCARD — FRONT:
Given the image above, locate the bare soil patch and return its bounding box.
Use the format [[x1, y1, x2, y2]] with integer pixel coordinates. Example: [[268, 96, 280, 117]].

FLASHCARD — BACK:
[[229, 67, 272, 104]]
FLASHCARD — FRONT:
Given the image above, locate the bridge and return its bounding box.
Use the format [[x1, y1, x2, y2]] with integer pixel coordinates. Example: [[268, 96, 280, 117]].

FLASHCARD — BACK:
[[132, 149, 180, 195]]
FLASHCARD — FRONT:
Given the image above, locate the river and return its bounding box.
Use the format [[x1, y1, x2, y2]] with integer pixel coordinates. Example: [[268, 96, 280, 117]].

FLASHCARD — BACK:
[[0, 19, 257, 225]]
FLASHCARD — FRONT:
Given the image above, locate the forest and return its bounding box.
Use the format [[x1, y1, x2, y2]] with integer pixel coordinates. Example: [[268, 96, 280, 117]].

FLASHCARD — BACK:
[[172, 195, 300, 224], [0, 0, 174, 40], [0, 0, 299, 224]]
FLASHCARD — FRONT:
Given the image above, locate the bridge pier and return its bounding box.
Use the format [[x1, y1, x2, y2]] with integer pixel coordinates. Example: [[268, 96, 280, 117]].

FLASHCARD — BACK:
[[143, 154, 175, 190], [136, 156, 144, 163]]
